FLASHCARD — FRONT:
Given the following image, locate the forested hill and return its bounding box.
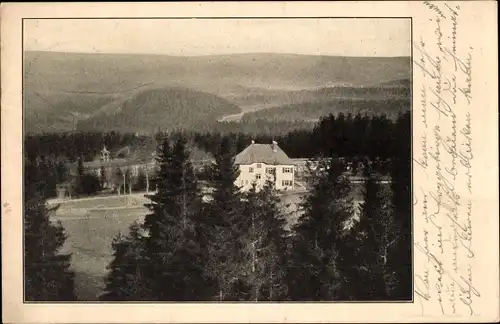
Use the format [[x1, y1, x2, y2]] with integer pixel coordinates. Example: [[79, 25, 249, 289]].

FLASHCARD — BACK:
[[76, 87, 241, 133], [241, 98, 410, 123], [24, 51, 410, 133], [24, 51, 411, 93]]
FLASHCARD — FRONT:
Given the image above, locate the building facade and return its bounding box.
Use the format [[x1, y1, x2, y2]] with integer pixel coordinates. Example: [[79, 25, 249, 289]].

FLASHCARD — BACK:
[[234, 141, 295, 192]]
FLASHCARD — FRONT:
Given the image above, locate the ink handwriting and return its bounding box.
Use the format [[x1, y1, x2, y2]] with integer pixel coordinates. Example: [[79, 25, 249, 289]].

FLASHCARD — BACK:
[[414, 2, 477, 316]]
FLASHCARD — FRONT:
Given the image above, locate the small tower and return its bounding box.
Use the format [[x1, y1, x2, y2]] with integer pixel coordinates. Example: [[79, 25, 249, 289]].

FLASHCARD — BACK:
[[100, 145, 110, 163]]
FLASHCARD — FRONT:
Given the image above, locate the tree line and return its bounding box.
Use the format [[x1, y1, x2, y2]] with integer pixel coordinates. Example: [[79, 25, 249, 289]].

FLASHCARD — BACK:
[[25, 112, 406, 200], [25, 131, 148, 163], [24, 111, 410, 301], [194, 112, 406, 175], [25, 112, 406, 163]]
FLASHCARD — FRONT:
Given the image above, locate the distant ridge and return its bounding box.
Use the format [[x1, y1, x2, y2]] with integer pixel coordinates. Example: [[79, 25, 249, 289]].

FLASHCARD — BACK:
[[24, 51, 411, 133]]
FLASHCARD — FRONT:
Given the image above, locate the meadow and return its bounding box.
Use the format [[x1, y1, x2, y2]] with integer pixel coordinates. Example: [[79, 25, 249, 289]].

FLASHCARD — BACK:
[[53, 199, 147, 300]]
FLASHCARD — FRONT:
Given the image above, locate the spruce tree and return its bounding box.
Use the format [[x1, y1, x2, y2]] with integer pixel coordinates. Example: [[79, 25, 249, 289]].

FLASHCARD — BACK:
[[389, 111, 412, 300], [103, 136, 209, 301], [24, 157, 76, 301], [142, 136, 207, 300], [241, 179, 290, 301], [288, 157, 354, 300], [345, 169, 397, 300], [100, 222, 152, 300], [204, 136, 248, 301]]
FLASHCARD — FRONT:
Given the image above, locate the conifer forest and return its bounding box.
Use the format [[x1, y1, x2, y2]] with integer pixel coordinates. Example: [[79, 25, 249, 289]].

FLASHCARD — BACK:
[[24, 111, 411, 301]]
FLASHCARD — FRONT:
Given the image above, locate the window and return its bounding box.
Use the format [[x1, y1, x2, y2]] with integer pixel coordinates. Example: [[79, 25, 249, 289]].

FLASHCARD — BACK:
[[249, 167, 254, 173], [256, 174, 262, 180], [256, 163, 262, 168], [283, 167, 293, 173], [266, 167, 275, 174], [282, 180, 293, 187]]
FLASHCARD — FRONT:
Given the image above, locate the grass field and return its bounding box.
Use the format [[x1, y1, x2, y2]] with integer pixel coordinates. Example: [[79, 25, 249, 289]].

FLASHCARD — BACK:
[[55, 206, 147, 300]]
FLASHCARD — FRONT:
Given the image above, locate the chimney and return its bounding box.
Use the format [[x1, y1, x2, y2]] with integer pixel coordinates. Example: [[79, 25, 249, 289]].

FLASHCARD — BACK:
[[272, 140, 278, 152]]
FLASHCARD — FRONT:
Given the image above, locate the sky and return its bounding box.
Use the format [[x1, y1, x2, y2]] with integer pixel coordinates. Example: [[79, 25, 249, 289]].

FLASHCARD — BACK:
[[24, 18, 410, 57]]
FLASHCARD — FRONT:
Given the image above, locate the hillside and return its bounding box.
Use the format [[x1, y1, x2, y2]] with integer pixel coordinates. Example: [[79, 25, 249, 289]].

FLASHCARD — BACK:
[[24, 51, 411, 92], [226, 82, 411, 114], [241, 98, 411, 123], [24, 51, 411, 133], [76, 87, 241, 133]]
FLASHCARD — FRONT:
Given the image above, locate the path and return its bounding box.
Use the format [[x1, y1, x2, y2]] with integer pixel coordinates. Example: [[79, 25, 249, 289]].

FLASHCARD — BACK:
[[217, 111, 245, 122]]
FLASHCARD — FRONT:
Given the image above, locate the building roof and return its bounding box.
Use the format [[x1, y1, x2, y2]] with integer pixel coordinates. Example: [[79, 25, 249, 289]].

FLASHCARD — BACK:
[[234, 142, 294, 165]]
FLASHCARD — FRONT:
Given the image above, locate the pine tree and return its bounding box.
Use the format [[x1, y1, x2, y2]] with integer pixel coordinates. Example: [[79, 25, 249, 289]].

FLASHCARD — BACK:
[[141, 136, 208, 300], [203, 136, 248, 301], [24, 157, 76, 301], [288, 157, 354, 300]]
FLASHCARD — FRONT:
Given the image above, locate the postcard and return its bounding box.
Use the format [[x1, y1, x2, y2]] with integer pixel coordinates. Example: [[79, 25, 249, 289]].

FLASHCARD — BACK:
[[1, 1, 498, 323]]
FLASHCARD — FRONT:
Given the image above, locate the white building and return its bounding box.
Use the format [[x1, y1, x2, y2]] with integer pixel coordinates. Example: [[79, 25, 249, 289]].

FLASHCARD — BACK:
[[234, 140, 295, 192]]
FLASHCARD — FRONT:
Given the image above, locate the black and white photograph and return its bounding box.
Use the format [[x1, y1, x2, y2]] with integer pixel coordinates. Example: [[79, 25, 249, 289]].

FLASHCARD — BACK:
[[23, 17, 412, 302]]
